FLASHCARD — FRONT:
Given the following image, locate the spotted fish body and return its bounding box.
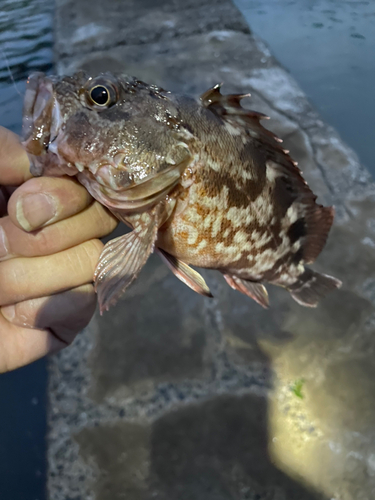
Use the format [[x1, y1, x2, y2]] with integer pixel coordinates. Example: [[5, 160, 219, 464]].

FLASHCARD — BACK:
[[22, 71, 341, 312]]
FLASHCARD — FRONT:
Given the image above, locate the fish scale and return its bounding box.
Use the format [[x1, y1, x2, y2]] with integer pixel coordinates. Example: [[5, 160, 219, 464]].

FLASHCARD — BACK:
[[22, 71, 341, 313]]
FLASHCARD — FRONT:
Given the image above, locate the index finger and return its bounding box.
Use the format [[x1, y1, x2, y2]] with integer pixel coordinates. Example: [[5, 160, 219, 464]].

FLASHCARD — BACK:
[[0, 126, 31, 186]]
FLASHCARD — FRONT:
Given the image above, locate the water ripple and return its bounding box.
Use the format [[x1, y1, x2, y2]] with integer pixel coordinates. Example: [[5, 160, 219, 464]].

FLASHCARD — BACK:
[[0, 0, 53, 133]]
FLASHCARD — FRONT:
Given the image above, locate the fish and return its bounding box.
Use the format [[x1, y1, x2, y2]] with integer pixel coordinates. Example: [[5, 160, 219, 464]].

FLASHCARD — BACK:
[[22, 71, 342, 313]]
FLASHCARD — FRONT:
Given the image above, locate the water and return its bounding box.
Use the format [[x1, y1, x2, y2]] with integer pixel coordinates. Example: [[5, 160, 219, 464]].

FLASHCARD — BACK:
[[0, 1, 53, 499], [234, 0, 375, 177], [0, 0, 53, 133]]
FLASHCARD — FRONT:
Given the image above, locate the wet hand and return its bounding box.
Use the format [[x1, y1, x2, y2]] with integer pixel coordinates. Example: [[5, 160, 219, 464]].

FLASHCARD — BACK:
[[0, 126, 118, 372]]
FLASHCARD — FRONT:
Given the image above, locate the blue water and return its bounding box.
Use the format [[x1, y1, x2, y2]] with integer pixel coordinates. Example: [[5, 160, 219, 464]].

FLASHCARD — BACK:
[[0, 0, 53, 133], [0, 1, 53, 499], [234, 0, 375, 177]]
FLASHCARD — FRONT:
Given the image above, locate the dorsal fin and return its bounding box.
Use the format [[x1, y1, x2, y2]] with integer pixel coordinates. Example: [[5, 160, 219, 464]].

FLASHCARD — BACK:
[[200, 84, 281, 148], [200, 83, 297, 157], [200, 84, 334, 265]]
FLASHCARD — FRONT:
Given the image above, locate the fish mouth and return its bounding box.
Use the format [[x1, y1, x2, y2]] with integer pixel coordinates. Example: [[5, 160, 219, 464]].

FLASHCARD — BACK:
[[22, 73, 64, 176]]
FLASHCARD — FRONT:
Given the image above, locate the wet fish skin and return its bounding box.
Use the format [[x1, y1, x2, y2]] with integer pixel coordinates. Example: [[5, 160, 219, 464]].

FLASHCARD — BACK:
[[22, 71, 341, 313]]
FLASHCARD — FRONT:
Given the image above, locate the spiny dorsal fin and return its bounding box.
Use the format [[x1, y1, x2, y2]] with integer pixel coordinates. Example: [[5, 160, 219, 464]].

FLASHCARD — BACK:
[[200, 84, 280, 147], [200, 83, 335, 265], [199, 83, 223, 105], [200, 84, 252, 109], [199, 84, 306, 193]]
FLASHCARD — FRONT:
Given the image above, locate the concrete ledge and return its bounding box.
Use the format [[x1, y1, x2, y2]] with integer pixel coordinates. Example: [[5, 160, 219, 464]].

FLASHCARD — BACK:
[[55, 0, 250, 59]]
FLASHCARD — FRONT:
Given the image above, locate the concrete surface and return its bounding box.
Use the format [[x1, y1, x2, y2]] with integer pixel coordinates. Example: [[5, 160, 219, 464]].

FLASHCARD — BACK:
[[49, 1, 375, 499]]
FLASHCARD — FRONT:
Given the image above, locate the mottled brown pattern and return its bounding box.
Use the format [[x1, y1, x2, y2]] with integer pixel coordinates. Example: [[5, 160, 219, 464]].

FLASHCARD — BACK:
[[197, 164, 266, 208]]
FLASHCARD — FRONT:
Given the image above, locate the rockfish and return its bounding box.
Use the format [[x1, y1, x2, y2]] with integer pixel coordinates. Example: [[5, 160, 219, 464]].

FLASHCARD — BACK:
[[22, 71, 341, 313]]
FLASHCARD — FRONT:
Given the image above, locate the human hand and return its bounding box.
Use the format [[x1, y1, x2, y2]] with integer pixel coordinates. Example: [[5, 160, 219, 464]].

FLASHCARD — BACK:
[[0, 126, 118, 372]]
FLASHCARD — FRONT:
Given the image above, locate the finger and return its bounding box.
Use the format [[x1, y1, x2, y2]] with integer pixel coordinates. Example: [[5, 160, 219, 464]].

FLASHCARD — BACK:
[[0, 127, 31, 186], [8, 176, 92, 232], [0, 314, 53, 373], [0, 201, 117, 260], [1, 284, 96, 348], [0, 239, 103, 306]]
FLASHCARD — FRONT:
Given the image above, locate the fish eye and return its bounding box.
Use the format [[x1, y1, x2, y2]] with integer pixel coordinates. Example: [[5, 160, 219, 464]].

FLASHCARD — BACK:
[[84, 78, 118, 109], [90, 85, 110, 106]]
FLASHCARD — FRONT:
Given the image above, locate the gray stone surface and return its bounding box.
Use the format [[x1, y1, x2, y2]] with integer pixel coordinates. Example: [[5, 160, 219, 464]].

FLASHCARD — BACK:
[[55, 0, 250, 59], [49, 1, 375, 499]]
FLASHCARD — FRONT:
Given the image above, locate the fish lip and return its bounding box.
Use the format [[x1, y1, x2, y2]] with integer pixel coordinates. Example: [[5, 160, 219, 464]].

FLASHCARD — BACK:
[[22, 72, 45, 140], [49, 99, 62, 145], [22, 73, 62, 156]]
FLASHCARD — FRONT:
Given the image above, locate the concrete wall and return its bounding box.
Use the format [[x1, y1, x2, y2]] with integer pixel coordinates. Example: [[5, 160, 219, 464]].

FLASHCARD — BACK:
[[49, 1, 375, 499]]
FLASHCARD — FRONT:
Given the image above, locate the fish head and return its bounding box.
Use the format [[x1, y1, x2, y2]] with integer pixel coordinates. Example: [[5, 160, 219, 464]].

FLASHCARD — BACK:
[[22, 71, 193, 210]]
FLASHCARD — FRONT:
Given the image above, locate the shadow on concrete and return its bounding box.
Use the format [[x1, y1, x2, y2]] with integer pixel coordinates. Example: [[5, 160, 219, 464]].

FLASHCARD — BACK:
[[150, 393, 330, 500], [75, 392, 329, 500]]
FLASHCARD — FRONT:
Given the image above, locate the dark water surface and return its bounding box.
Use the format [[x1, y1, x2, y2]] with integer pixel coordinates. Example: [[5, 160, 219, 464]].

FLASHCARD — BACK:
[[0, 1, 53, 499], [0, 0, 53, 133], [235, 0, 375, 177]]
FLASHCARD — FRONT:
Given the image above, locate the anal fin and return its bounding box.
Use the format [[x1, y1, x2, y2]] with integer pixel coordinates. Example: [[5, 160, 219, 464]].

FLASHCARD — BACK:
[[223, 274, 269, 308], [94, 215, 159, 314], [288, 268, 342, 307], [158, 249, 213, 297]]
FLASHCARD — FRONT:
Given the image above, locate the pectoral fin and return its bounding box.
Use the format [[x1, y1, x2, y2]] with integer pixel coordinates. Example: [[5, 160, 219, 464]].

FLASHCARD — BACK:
[[223, 274, 269, 308], [158, 249, 213, 297], [94, 214, 159, 313]]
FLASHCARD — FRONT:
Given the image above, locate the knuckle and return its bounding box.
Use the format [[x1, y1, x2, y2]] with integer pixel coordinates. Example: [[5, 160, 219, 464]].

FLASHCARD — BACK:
[[13, 301, 33, 325]]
